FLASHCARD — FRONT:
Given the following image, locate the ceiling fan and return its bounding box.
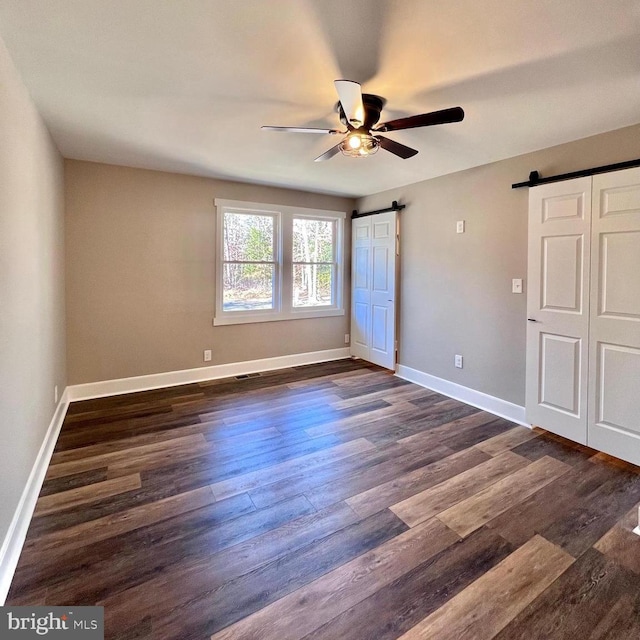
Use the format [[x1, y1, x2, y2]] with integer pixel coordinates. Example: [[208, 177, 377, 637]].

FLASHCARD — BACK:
[[262, 80, 464, 162]]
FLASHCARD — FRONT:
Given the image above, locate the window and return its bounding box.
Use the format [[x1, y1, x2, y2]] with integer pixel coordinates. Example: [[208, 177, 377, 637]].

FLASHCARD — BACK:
[[215, 199, 345, 325], [222, 211, 277, 312], [293, 218, 336, 308]]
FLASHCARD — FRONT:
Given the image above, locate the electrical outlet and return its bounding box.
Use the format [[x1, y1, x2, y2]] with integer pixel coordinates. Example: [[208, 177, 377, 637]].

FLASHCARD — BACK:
[[344, 333, 350, 344], [455, 354, 463, 369], [204, 349, 212, 362], [512, 278, 523, 294], [456, 220, 465, 234], [54, 385, 58, 404]]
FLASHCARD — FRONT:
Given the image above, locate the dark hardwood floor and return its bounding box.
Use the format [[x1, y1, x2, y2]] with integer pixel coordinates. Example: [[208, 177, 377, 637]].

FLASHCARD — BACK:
[[8, 358, 640, 639]]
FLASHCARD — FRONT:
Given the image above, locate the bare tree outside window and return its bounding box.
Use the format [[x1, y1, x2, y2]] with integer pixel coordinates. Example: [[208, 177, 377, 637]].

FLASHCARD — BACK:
[[223, 212, 275, 311], [293, 218, 334, 307]]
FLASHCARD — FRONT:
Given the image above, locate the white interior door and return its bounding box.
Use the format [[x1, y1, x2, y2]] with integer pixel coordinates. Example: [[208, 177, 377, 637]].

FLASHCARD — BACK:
[[525, 177, 592, 444], [350, 211, 397, 370], [588, 167, 640, 464]]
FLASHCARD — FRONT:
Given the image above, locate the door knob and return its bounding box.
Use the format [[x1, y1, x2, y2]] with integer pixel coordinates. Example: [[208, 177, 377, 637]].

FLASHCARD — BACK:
[[527, 318, 538, 322]]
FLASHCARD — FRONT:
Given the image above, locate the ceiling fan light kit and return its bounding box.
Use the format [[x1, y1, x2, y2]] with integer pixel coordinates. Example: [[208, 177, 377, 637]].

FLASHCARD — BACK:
[[262, 79, 464, 162], [339, 132, 379, 157]]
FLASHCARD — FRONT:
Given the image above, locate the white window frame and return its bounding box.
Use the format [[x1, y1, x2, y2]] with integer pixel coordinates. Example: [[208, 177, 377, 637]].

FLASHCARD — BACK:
[[214, 199, 345, 326]]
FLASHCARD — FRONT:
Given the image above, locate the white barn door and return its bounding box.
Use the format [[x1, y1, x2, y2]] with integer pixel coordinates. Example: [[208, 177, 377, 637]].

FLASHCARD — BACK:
[[525, 177, 592, 444], [351, 211, 397, 370], [588, 168, 640, 464]]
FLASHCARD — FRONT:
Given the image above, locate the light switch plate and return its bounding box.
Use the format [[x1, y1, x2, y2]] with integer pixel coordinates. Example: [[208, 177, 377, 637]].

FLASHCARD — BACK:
[[512, 278, 523, 294], [456, 220, 465, 234]]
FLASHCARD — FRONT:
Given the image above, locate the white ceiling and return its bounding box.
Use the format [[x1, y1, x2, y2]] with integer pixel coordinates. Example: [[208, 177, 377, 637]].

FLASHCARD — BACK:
[[1, 0, 640, 197]]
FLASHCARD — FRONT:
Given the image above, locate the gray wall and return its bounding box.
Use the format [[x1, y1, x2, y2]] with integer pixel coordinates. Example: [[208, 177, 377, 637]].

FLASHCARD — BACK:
[[0, 38, 66, 544], [65, 160, 355, 385], [357, 123, 640, 406]]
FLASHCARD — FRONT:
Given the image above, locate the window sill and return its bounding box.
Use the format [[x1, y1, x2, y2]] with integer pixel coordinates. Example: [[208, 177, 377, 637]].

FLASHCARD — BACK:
[[213, 308, 345, 326]]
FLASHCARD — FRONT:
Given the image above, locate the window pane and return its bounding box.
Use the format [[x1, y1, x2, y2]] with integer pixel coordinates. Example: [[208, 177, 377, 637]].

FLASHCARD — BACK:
[[293, 218, 334, 263], [293, 264, 333, 307], [224, 212, 274, 262], [223, 263, 274, 311]]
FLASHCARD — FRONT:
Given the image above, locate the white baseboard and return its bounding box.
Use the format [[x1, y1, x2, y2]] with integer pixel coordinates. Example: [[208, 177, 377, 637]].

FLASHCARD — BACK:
[[396, 364, 528, 427], [0, 390, 70, 605], [66, 348, 352, 402]]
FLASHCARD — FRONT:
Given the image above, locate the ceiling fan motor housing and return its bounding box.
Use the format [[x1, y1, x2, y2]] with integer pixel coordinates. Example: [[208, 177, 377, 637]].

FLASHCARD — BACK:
[[336, 94, 386, 131]]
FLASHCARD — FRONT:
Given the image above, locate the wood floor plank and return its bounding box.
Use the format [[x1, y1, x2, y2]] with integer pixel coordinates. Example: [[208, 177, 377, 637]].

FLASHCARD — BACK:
[[141, 432, 346, 496], [42, 495, 309, 606], [111, 426, 339, 480], [345, 446, 490, 518], [492, 548, 640, 640], [304, 444, 456, 510], [330, 385, 436, 410], [303, 526, 515, 640], [27, 474, 188, 537], [248, 442, 410, 510], [10, 492, 256, 604], [437, 455, 570, 537], [396, 410, 499, 449], [46, 433, 209, 479], [151, 509, 409, 640], [210, 517, 459, 640], [23, 485, 216, 555], [285, 367, 371, 389], [539, 458, 640, 557], [34, 473, 142, 516], [485, 456, 621, 548], [62, 402, 173, 426], [199, 425, 299, 450], [302, 402, 410, 439], [587, 592, 640, 640], [395, 414, 516, 456], [402, 403, 484, 437], [390, 451, 530, 528], [511, 431, 596, 466], [210, 438, 375, 500], [49, 423, 206, 464], [54, 412, 201, 451], [396, 535, 574, 640], [330, 370, 397, 388], [216, 389, 342, 422], [100, 501, 362, 636], [192, 388, 343, 423], [437, 417, 517, 452], [5, 585, 49, 607], [475, 425, 537, 456], [39, 468, 109, 497], [65, 383, 204, 416], [594, 505, 640, 575]]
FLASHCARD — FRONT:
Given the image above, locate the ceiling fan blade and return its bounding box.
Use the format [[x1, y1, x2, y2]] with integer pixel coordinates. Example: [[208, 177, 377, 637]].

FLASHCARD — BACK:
[[376, 107, 464, 132], [334, 80, 365, 128], [376, 135, 419, 159], [261, 126, 342, 134], [314, 143, 342, 163]]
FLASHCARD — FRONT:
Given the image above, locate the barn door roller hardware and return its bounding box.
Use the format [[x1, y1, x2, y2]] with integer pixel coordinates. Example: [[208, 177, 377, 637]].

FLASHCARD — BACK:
[[512, 157, 640, 189], [351, 200, 405, 219]]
